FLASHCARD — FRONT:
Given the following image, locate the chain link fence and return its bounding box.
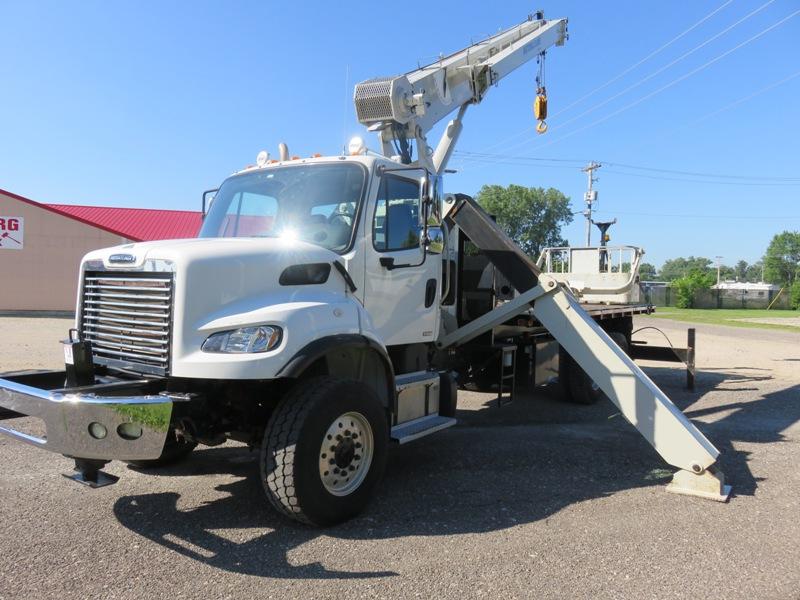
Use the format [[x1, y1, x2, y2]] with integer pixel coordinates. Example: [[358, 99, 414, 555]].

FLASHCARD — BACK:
[[641, 285, 791, 309]]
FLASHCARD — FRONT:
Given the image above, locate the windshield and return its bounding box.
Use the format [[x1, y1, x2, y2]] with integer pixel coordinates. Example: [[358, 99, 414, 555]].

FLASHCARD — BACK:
[[199, 163, 366, 253]]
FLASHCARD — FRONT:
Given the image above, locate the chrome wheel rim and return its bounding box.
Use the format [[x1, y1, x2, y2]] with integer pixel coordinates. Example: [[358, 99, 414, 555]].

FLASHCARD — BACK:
[[318, 411, 374, 497]]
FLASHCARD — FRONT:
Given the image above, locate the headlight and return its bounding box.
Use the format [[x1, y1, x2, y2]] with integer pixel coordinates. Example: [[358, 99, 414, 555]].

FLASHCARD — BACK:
[[201, 326, 282, 354]]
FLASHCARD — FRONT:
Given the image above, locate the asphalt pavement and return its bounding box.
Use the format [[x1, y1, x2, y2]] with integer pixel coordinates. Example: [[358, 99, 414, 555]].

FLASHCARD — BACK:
[[0, 316, 798, 599]]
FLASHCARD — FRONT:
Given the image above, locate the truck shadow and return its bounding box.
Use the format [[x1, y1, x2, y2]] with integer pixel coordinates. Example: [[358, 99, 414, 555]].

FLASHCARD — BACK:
[[113, 368, 799, 580]]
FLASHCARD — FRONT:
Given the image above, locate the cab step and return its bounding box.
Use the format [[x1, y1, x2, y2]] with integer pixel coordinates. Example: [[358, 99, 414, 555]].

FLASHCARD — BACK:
[[390, 414, 456, 444]]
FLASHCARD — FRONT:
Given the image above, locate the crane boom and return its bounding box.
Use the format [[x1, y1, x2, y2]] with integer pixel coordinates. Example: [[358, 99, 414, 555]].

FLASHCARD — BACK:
[[353, 12, 568, 173]]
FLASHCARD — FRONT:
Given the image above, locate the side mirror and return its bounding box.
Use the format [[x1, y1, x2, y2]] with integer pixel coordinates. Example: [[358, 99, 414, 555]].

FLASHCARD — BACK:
[[202, 189, 218, 218], [426, 226, 444, 255]]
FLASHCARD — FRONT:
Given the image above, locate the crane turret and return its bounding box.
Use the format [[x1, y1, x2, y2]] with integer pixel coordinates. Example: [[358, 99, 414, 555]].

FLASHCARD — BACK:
[[353, 11, 568, 174]]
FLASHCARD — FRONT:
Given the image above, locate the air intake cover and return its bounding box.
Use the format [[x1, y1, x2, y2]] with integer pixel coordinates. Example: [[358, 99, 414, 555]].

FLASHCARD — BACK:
[[353, 75, 413, 125]]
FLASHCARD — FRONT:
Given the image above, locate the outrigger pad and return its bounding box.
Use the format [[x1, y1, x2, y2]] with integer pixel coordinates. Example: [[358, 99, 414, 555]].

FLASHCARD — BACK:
[[666, 467, 731, 502], [63, 470, 119, 488], [62, 458, 119, 488]]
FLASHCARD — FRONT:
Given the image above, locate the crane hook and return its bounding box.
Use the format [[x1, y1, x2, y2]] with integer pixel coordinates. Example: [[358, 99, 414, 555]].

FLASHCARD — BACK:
[[533, 86, 548, 134], [533, 51, 548, 134]]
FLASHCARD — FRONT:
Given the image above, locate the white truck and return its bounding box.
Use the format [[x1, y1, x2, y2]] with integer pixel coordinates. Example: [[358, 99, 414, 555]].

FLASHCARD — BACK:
[[0, 11, 729, 526]]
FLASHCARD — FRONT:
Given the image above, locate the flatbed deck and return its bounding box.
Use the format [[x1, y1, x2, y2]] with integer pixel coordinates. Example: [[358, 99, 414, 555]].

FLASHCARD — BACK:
[[582, 303, 654, 320], [494, 303, 654, 339]]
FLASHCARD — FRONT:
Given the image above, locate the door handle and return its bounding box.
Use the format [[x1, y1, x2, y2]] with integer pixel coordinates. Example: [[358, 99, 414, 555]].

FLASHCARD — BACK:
[[425, 278, 437, 308]]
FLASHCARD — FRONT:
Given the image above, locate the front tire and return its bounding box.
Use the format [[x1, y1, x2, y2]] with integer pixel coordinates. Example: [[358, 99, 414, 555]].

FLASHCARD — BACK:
[[260, 376, 388, 526], [126, 430, 197, 468]]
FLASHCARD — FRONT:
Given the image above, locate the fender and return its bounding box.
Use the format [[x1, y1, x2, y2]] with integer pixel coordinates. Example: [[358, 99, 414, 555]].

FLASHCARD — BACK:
[[276, 334, 395, 410]]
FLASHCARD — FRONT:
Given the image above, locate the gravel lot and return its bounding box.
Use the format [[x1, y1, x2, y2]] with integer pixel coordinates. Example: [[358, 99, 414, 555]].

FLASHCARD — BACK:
[[1, 315, 798, 599]]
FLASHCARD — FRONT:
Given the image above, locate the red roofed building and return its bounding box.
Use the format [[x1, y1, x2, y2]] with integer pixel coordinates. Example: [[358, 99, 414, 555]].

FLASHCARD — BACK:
[[45, 204, 201, 241], [0, 188, 201, 312]]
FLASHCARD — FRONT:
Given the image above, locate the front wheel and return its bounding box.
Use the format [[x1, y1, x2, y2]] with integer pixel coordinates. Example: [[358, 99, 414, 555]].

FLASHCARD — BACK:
[[126, 430, 197, 468], [260, 376, 388, 526]]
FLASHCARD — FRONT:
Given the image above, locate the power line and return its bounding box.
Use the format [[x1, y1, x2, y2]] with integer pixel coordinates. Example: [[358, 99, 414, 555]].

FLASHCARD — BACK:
[[592, 209, 800, 220], [550, 0, 777, 132], [609, 68, 800, 156], [601, 169, 800, 186], [682, 68, 800, 126], [453, 151, 800, 182], [603, 164, 800, 182], [452, 159, 800, 186], [477, 0, 736, 153], [551, 0, 737, 119], [455, 151, 586, 163], [464, 7, 800, 168]]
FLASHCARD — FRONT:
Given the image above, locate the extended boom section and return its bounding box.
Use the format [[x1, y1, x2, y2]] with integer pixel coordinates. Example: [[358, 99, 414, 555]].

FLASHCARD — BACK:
[[444, 195, 731, 501]]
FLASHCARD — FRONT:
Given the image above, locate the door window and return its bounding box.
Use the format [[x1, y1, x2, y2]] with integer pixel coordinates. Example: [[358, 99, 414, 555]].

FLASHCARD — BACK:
[[373, 176, 420, 251]]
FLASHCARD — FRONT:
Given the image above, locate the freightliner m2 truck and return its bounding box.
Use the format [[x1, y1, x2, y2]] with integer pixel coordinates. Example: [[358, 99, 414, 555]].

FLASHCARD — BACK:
[[0, 11, 729, 525]]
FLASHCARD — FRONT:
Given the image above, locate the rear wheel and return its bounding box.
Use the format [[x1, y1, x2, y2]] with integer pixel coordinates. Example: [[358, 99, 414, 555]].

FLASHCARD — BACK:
[[559, 331, 629, 405], [260, 376, 388, 526]]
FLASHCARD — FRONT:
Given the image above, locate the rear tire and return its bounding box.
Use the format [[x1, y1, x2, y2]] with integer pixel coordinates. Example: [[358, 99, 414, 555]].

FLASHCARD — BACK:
[[260, 376, 388, 526], [559, 331, 629, 405]]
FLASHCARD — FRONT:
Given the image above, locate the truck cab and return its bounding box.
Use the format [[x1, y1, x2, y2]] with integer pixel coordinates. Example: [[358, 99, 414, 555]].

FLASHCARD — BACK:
[[1, 153, 460, 525]]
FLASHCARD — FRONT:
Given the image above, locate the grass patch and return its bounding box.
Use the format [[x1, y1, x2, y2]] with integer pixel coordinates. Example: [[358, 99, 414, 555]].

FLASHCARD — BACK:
[[113, 403, 172, 432], [651, 307, 800, 331]]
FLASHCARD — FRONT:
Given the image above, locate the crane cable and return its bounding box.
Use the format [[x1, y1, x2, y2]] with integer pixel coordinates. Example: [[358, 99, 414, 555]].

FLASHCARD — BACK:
[[533, 51, 548, 133]]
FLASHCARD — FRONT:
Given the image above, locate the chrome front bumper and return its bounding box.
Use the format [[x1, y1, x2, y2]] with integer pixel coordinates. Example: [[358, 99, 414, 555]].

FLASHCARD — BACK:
[[0, 376, 172, 461]]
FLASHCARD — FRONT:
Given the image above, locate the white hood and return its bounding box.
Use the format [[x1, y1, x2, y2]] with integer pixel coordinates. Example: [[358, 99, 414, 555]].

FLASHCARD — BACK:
[[80, 237, 367, 379]]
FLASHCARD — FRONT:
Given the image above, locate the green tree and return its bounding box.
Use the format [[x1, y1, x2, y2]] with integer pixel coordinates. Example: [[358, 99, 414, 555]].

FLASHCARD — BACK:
[[639, 262, 657, 280], [745, 261, 763, 282], [659, 256, 713, 281], [672, 270, 716, 308], [791, 280, 800, 310], [719, 264, 735, 282], [735, 260, 749, 281], [475, 184, 572, 256], [763, 231, 800, 286]]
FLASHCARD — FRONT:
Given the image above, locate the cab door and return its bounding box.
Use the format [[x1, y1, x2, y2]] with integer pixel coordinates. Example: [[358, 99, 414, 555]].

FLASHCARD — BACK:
[[362, 172, 440, 346]]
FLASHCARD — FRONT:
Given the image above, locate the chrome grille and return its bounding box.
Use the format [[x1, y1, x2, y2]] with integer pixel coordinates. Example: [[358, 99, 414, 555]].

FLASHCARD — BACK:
[[80, 272, 173, 375]]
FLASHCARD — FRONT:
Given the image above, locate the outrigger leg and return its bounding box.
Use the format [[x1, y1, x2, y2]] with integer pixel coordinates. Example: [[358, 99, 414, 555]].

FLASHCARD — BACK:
[[532, 284, 731, 502], [443, 194, 731, 501]]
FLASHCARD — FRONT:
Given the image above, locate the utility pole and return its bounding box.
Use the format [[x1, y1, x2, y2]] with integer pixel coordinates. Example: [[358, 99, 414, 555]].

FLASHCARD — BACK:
[[582, 162, 601, 246], [715, 255, 723, 286]]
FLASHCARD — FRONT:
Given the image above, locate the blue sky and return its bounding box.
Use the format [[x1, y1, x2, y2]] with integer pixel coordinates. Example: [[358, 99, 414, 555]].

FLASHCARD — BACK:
[[1, 1, 798, 268]]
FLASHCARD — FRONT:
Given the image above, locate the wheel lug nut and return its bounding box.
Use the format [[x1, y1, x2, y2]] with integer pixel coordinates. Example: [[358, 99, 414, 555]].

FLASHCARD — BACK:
[[355, 442, 362, 448], [349, 465, 355, 471], [344, 430, 351, 436], [329, 458, 335, 465], [333, 468, 340, 475], [352, 433, 358, 439], [336, 434, 343, 441], [354, 454, 361, 460]]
